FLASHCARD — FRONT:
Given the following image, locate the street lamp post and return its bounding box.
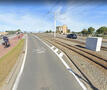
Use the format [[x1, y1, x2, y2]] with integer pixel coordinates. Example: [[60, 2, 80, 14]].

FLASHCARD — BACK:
[[54, 12, 56, 38]]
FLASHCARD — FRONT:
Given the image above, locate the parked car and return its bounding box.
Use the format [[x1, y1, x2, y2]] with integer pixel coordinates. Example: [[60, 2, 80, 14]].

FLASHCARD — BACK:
[[66, 34, 77, 39]]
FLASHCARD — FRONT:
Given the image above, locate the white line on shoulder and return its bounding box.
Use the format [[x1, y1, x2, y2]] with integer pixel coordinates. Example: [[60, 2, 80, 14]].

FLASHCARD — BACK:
[[34, 35, 87, 90], [12, 34, 28, 90]]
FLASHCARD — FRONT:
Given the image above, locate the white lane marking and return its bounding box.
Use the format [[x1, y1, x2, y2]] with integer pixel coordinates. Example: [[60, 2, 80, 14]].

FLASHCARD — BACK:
[[51, 46, 55, 49], [12, 35, 28, 90], [54, 48, 58, 53], [59, 52, 64, 58], [54, 49, 70, 69], [32, 47, 46, 54], [34, 35, 87, 90], [32, 49, 37, 52], [69, 70, 87, 90], [37, 51, 45, 54]]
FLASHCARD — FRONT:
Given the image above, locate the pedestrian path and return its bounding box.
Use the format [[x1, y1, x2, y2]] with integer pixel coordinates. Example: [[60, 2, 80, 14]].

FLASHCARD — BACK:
[[0, 34, 24, 58]]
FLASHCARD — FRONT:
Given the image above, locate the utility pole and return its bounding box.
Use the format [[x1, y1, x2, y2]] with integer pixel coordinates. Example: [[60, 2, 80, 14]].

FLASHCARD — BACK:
[[54, 12, 56, 38]]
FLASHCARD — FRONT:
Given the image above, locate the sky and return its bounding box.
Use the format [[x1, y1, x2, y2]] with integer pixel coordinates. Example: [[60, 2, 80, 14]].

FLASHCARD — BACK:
[[0, 0, 107, 32]]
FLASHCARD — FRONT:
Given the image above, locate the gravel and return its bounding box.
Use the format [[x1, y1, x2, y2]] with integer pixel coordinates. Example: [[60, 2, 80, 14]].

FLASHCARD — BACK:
[[36, 33, 107, 90]]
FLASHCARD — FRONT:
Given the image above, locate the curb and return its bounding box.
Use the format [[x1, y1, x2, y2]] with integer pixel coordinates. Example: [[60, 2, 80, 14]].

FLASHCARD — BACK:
[[12, 34, 28, 90], [34, 35, 87, 90]]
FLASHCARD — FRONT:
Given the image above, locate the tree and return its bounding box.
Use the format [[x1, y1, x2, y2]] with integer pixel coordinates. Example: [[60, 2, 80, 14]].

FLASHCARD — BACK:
[[104, 29, 107, 35], [88, 27, 95, 34], [72, 31, 75, 34], [49, 30, 52, 33], [45, 30, 53, 33], [17, 29, 21, 32], [6, 30, 16, 34], [96, 26, 107, 35], [45, 30, 49, 33], [67, 29, 70, 33], [72, 31, 78, 34], [81, 29, 88, 36]]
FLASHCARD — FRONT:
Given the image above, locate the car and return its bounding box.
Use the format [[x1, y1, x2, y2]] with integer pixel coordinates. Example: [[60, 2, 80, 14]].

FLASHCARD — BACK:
[[66, 34, 77, 39]]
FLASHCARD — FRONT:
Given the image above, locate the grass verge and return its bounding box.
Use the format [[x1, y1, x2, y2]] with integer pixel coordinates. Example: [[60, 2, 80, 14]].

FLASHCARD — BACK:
[[0, 39, 24, 87]]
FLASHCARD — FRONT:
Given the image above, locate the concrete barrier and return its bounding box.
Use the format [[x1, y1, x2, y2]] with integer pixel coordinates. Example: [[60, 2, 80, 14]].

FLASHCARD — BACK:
[[86, 37, 102, 51]]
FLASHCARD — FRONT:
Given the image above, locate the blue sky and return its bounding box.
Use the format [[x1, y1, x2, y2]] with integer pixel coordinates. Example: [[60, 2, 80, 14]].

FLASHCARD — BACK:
[[0, 2, 107, 32]]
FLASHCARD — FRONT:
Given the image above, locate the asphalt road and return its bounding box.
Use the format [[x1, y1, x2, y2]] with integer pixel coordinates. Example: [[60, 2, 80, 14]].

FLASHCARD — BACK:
[[17, 34, 82, 90]]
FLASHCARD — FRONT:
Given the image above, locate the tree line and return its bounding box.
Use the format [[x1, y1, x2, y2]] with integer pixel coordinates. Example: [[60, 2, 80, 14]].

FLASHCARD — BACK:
[[45, 26, 107, 37], [6, 29, 22, 34], [80, 26, 107, 36], [45, 29, 70, 33], [45, 30, 53, 33]]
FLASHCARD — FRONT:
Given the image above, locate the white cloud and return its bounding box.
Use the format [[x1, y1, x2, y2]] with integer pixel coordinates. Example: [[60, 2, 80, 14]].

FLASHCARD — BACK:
[[0, 4, 106, 33], [0, 13, 53, 32], [55, 4, 107, 32], [38, 4, 105, 32]]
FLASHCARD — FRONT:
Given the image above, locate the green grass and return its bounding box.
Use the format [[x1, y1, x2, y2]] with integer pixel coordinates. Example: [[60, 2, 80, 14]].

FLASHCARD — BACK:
[[0, 39, 25, 86]]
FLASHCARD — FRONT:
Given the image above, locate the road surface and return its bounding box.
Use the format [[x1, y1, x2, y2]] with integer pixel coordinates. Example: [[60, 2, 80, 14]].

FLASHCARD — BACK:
[[17, 34, 82, 90]]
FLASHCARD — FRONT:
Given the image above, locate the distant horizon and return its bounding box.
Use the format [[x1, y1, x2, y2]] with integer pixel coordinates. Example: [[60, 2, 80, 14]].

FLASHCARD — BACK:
[[0, 1, 107, 32]]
